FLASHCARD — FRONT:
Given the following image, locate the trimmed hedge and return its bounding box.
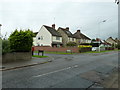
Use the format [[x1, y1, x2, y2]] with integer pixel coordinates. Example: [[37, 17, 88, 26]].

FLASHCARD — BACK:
[[9, 29, 35, 52]]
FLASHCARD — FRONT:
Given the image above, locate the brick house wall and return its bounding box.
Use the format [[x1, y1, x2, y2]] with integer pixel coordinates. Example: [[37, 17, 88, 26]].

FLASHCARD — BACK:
[[57, 29, 68, 47]]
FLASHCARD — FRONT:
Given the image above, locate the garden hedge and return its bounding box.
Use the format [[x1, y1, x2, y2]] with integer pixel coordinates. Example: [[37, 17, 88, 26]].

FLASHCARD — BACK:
[[9, 29, 35, 52]]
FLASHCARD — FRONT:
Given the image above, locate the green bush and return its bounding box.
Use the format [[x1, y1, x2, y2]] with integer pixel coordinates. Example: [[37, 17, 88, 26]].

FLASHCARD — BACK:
[[9, 29, 35, 52], [116, 43, 120, 49], [2, 39, 11, 55], [79, 47, 92, 53], [66, 42, 77, 47]]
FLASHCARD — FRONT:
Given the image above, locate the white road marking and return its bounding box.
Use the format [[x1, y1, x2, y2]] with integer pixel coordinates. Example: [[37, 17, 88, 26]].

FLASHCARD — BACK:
[[33, 65, 78, 78]]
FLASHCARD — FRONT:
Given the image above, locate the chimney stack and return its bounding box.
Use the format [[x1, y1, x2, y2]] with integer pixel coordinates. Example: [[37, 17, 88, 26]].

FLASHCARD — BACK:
[[66, 27, 69, 31], [52, 24, 55, 29], [77, 30, 81, 33]]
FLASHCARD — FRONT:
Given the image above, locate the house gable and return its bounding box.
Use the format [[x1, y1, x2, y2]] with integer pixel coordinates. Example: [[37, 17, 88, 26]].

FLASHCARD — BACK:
[[34, 25, 52, 46], [73, 30, 91, 44], [106, 37, 117, 45]]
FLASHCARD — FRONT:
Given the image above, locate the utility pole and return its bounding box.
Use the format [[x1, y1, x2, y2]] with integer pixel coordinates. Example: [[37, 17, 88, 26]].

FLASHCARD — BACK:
[[98, 20, 107, 52]]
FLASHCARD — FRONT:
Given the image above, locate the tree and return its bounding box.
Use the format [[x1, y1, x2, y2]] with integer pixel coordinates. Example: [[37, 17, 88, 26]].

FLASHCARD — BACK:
[[2, 39, 11, 55], [9, 29, 35, 52]]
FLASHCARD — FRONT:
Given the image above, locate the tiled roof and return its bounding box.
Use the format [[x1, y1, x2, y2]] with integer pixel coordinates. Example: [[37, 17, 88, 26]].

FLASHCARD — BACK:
[[107, 37, 117, 42], [33, 32, 38, 36], [58, 27, 75, 38], [43, 25, 62, 37], [103, 40, 111, 45], [73, 31, 91, 40]]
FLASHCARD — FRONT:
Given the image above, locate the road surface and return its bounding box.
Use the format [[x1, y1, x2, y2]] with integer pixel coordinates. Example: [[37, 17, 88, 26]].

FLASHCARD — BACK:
[[2, 51, 118, 88]]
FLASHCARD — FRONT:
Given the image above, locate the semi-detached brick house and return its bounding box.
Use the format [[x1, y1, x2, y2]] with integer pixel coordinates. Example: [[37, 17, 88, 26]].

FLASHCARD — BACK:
[[57, 27, 76, 47], [106, 37, 118, 45], [73, 30, 91, 45], [33, 24, 91, 47]]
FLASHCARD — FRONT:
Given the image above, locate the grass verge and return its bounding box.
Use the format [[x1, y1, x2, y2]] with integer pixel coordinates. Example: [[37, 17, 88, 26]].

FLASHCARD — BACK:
[[32, 55, 48, 58]]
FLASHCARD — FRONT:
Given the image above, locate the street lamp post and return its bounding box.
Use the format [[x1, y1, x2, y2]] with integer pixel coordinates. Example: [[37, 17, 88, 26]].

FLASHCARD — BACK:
[[98, 20, 107, 52], [115, 0, 119, 4]]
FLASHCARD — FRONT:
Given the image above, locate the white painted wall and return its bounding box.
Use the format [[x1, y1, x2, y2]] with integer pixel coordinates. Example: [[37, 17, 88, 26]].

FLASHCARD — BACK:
[[34, 26, 52, 46], [33, 37, 37, 46], [52, 36, 62, 42]]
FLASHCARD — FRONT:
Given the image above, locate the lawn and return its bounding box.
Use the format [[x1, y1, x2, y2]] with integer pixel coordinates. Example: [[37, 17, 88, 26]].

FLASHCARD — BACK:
[[32, 55, 48, 58]]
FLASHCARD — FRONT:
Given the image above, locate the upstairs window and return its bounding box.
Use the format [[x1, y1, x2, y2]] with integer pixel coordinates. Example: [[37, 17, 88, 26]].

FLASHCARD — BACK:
[[56, 37, 60, 40], [38, 37, 40, 40], [72, 38, 74, 41], [38, 36, 43, 40]]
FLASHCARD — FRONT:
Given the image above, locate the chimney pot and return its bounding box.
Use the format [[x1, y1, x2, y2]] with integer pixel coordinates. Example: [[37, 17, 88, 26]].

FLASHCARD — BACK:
[[66, 27, 69, 31], [77, 30, 80, 33], [52, 24, 55, 29]]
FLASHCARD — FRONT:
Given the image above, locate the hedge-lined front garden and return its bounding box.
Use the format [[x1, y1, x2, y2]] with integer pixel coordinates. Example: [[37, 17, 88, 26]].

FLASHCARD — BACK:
[[2, 29, 35, 63]]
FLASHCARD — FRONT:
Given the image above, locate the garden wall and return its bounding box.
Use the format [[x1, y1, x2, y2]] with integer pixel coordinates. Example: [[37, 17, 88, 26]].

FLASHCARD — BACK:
[[105, 47, 114, 50], [2, 52, 32, 63], [33, 46, 79, 53]]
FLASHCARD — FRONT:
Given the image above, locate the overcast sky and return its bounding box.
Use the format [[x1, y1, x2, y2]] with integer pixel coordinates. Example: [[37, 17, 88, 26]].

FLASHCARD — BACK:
[[0, 0, 118, 40]]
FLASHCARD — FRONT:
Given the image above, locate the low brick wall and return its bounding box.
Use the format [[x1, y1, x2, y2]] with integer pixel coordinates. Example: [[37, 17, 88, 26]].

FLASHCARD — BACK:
[[2, 52, 32, 63], [33, 46, 79, 53], [79, 47, 92, 53], [105, 47, 114, 50]]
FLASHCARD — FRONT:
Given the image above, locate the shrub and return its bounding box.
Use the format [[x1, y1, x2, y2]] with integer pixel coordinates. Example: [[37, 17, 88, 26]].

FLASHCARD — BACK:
[[9, 29, 35, 52], [78, 45, 92, 53], [79, 47, 92, 53], [116, 43, 120, 49], [66, 42, 77, 47], [2, 39, 11, 55]]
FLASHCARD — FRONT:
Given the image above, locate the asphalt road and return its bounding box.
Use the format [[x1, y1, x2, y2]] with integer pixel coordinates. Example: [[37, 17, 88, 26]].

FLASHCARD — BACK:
[[2, 51, 118, 88]]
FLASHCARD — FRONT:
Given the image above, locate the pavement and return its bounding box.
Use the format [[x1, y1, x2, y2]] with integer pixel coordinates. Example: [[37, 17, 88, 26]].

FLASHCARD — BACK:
[[1, 56, 53, 71]]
